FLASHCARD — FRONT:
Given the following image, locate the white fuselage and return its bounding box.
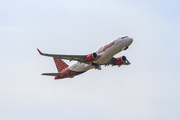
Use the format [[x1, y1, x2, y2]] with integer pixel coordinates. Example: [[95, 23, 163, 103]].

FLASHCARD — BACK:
[[69, 37, 133, 72]]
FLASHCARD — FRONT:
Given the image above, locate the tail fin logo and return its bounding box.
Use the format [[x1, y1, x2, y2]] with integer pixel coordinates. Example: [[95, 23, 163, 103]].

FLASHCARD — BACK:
[[53, 57, 68, 72]]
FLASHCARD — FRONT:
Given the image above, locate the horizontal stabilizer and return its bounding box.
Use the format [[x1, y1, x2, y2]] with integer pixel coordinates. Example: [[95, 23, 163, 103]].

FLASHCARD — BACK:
[[41, 73, 63, 76]]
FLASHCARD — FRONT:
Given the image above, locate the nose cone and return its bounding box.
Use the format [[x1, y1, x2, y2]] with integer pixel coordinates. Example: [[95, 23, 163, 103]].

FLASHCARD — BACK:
[[127, 38, 133, 45]]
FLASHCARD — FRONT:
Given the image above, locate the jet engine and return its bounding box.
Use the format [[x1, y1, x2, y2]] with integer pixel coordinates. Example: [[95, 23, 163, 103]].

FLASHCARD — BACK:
[[85, 52, 98, 62], [114, 56, 130, 66]]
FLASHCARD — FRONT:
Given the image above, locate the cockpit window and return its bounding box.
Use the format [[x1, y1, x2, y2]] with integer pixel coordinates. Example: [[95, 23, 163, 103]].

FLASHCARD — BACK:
[[121, 36, 128, 39]]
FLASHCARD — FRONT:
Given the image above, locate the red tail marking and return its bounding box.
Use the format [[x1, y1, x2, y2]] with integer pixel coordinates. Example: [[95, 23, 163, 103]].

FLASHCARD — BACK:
[[53, 57, 69, 72]]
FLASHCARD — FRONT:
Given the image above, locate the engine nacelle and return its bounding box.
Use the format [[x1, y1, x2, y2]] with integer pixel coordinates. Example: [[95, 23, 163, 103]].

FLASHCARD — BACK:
[[85, 52, 98, 62], [114, 56, 127, 66]]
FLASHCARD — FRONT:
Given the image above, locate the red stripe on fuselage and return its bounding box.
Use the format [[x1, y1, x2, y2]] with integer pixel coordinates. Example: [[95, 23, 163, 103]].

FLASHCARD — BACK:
[[103, 41, 115, 51]]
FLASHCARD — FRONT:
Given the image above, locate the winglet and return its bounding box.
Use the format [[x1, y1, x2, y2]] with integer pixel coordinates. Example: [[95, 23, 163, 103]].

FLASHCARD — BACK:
[[37, 48, 42, 55]]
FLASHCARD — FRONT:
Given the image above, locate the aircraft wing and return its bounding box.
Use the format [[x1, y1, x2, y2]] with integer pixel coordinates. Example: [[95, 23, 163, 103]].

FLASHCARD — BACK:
[[102, 57, 117, 66], [37, 49, 87, 62]]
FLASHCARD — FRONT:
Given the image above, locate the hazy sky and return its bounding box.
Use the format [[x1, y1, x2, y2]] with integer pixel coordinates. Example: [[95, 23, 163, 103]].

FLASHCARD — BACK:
[[0, 0, 180, 120]]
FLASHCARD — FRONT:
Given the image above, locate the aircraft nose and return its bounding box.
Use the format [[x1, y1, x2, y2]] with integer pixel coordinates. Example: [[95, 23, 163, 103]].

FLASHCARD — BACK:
[[127, 38, 133, 45]]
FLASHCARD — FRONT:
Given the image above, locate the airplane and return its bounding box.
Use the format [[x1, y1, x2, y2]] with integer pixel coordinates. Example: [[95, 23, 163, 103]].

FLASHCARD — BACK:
[[37, 36, 133, 79]]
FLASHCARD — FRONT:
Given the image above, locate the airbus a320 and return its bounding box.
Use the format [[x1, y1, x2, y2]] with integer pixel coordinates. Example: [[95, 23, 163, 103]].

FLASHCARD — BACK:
[[37, 36, 133, 79]]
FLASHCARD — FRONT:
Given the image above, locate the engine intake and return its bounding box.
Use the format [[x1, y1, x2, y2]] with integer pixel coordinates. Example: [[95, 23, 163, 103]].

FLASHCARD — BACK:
[[114, 56, 127, 66], [85, 52, 98, 62]]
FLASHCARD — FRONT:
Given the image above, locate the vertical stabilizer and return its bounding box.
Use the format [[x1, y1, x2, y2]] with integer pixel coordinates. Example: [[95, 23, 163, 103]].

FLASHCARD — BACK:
[[53, 57, 69, 72]]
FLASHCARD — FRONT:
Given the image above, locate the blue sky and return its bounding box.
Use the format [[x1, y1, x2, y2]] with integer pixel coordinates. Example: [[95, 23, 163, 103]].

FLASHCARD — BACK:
[[0, 0, 180, 120]]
